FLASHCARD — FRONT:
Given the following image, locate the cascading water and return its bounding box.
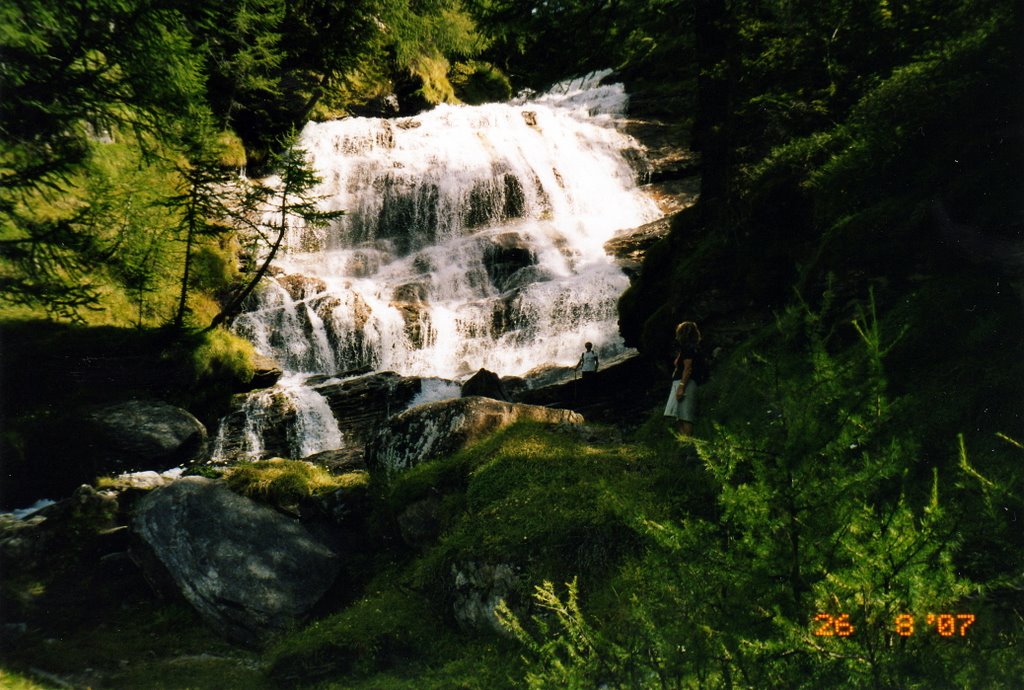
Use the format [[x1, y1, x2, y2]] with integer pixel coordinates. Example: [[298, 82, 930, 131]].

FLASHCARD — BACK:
[[214, 71, 660, 461]]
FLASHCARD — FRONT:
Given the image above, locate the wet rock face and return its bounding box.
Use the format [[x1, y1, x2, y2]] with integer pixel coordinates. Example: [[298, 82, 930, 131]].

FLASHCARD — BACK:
[[242, 353, 283, 392], [215, 389, 297, 462], [460, 368, 509, 401], [365, 396, 584, 475], [464, 174, 527, 228], [604, 213, 679, 279], [277, 274, 327, 301], [481, 232, 537, 292], [312, 371, 423, 449], [212, 371, 427, 465], [391, 281, 434, 349], [130, 477, 340, 647]]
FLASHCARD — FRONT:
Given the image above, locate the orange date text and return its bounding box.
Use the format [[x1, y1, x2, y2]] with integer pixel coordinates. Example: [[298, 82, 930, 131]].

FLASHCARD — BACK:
[[813, 613, 976, 637]]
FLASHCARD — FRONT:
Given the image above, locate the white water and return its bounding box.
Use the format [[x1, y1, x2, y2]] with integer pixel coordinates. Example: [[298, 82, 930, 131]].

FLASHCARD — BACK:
[[216, 71, 658, 460]]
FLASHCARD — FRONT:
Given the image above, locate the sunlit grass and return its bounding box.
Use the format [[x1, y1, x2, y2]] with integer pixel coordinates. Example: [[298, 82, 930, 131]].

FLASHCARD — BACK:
[[226, 459, 368, 506]]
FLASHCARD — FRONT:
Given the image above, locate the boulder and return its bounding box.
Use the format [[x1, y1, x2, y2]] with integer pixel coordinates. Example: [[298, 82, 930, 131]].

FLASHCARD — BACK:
[[277, 274, 327, 301], [312, 371, 423, 448], [451, 561, 520, 634], [366, 397, 584, 475], [131, 477, 339, 646], [604, 212, 678, 279], [81, 400, 208, 475], [396, 495, 444, 548], [1, 485, 119, 573], [500, 376, 530, 400], [460, 368, 509, 401], [303, 447, 367, 474], [250, 353, 284, 389]]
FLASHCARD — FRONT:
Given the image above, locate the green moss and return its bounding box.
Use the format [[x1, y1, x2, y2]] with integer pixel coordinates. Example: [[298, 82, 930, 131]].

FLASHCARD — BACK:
[[451, 61, 512, 105], [164, 327, 256, 423], [0, 669, 54, 690], [268, 587, 452, 684], [226, 460, 367, 505], [402, 424, 655, 608], [215, 130, 247, 169], [185, 328, 255, 384]]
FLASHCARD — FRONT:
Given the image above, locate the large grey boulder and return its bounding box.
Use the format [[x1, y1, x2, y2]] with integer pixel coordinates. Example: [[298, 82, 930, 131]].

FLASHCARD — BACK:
[[366, 396, 583, 475], [82, 400, 208, 473], [131, 477, 339, 646]]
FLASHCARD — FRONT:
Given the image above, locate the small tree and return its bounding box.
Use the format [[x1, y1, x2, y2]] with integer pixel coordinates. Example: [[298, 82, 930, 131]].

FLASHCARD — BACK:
[[168, 117, 243, 330], [205, 131, 342, 331]]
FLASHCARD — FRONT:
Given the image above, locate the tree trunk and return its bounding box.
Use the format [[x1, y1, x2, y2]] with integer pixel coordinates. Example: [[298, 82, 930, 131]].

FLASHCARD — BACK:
[[204, 218, 286, 333], [173, 190, 198, 330]]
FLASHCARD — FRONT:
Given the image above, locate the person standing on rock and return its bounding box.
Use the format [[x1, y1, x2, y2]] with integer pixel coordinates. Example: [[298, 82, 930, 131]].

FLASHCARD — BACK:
[[664, 321, 706, 436], [576, 342, 600, 395]]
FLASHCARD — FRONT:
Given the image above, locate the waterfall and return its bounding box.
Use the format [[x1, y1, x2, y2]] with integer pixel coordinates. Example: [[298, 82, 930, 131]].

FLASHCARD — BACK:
[[215, 71, 659, 461]]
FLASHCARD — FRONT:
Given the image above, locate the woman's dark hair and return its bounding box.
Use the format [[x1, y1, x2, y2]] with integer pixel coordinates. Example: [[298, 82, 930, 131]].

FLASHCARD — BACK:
[[675, 321, 701, 346]]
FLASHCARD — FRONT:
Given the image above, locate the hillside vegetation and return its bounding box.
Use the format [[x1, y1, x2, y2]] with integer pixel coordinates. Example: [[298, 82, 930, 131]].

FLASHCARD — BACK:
[[2, 0, 1022, 688]]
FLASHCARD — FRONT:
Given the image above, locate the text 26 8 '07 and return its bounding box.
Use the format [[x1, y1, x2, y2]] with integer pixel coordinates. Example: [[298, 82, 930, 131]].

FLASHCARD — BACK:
[[813, 613, 976, 637]]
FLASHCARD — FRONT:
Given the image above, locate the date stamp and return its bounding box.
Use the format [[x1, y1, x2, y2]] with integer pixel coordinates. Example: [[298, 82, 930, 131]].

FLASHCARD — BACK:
[[813, 613, 976, 638]]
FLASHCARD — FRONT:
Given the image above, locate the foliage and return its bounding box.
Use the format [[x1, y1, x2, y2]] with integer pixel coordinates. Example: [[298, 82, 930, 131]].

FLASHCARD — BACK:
[[0, 0, 489, 323], [501, 295, 1022, 688], [496, 578, 641, 689], [467, 0, 691, 88], [0, 669, 52, 690], [451, 60, 513, 104], [0, 0, 205, 318]]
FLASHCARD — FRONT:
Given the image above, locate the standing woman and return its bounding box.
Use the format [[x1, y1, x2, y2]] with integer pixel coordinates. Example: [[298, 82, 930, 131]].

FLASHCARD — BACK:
[[664, 321, 704, 436]]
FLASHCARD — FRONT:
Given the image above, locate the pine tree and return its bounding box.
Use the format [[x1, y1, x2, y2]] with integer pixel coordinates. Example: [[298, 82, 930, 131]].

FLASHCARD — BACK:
[[167, 116, 247, 331], [205, 131, 342, 331], [0, 0, 204, 319]]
